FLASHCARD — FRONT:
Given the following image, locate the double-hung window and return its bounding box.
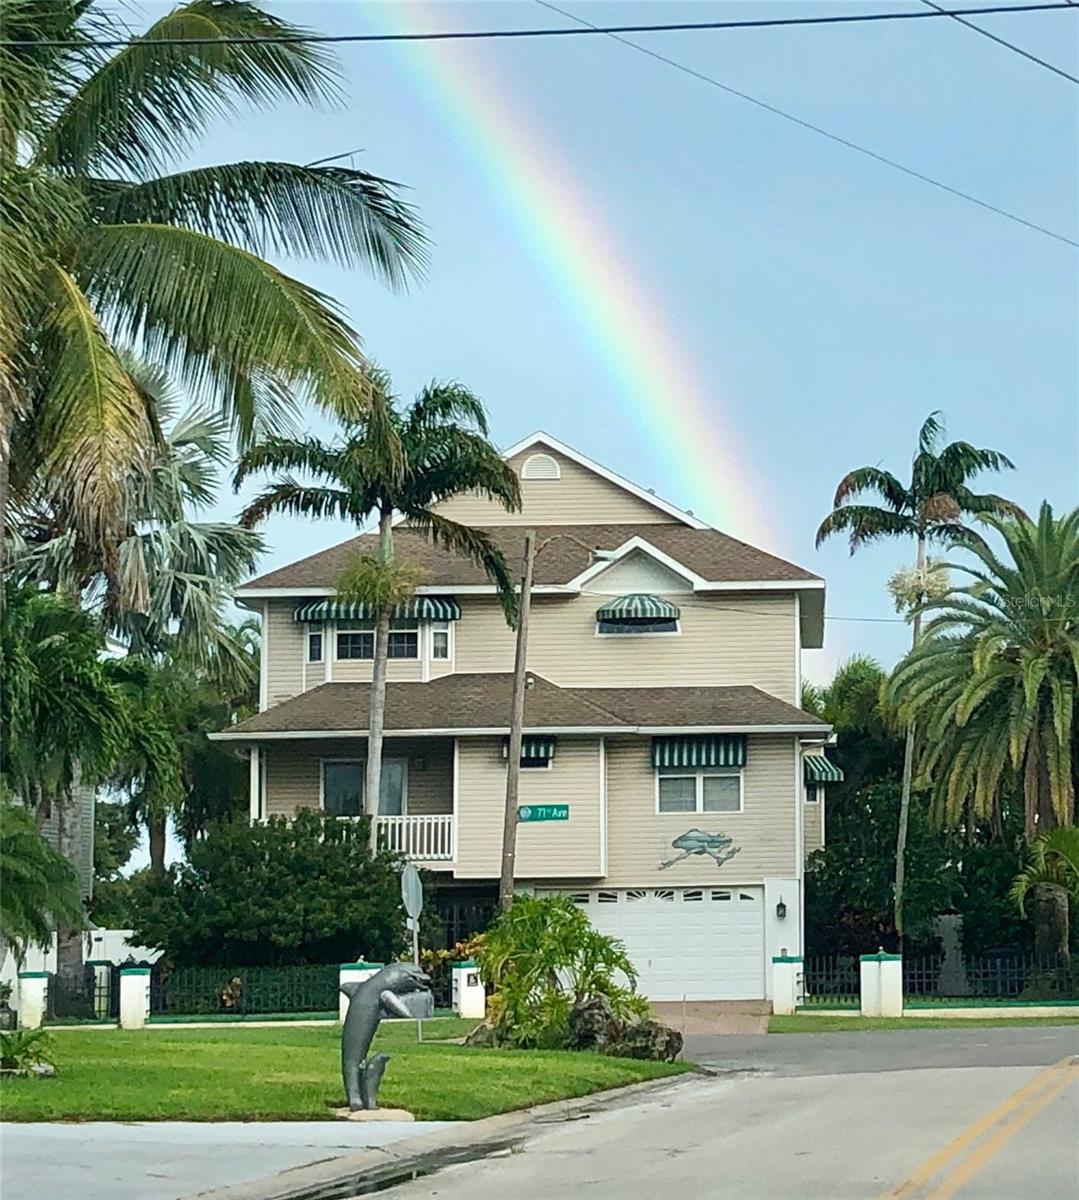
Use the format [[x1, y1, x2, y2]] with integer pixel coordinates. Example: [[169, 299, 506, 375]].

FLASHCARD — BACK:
[[306, 622, 324, 663], [387, 618, 419, 659], [430, 620, 450, 660], [336, 620, 374, 659], [656, 766, 742, 814]]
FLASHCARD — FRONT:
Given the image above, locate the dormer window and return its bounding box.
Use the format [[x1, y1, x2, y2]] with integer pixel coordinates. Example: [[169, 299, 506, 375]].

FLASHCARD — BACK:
[[595, 593, 680, 636], [521, 452, 560, 480]]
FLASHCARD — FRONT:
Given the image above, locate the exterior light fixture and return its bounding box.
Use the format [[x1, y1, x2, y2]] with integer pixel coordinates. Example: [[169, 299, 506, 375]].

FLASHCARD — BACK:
[[776, 897, 787, 920]]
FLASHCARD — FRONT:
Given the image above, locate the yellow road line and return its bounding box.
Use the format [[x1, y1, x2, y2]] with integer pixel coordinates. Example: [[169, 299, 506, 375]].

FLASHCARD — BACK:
[[882, 1056, 1075, 1200], [926, 1064, 1078, 1200]]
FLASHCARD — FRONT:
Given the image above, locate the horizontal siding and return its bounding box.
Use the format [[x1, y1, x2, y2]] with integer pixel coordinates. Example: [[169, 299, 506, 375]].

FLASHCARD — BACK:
[[603, 733, 797, 887], [265, 601, 305, 707], [435, 448, 677, 527], [331, 656, 424, 684], [454, 737, 602, 880], [453, 594, 797, 701], [264, 737, 453, 818]]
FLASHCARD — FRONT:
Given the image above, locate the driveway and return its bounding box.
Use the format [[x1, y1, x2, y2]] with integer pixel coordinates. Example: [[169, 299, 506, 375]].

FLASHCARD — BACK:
[[373, 1026, 1079, 1200], [0, 1119, 452, 1200]]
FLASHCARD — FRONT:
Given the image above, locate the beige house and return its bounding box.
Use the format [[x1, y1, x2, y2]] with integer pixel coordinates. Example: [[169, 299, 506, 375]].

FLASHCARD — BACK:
[[214, 434, 842, 1001]]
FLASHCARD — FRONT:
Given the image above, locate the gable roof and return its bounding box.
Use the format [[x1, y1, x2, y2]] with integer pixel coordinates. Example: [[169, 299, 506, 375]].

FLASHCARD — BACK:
[[502, 432, 707, 529], [238, 523, 820, 594], [212, 674, 828, 740]]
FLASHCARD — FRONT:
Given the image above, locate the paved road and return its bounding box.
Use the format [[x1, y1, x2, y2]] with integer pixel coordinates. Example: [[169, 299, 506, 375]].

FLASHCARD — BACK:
[[0, 1119, 452, 1200], [376, 1027, 1079, 1200]]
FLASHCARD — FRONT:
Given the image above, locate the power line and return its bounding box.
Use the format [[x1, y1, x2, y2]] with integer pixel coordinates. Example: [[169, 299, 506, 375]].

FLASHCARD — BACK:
[[1, 3, 1073, 48], [536, 1, 1078, 249], [919, 0, 1078, 83]]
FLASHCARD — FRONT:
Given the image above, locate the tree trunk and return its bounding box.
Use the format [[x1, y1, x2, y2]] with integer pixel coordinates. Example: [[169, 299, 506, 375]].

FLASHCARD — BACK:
[[365, 507, 394, 855], [55, 783, 85, 982], [148, 810, 167, 875], [893, 534, 926, 947], [1029, 882, 1069, 963], [499, 530, 535, 911], [1024, 720, 1059, 840]]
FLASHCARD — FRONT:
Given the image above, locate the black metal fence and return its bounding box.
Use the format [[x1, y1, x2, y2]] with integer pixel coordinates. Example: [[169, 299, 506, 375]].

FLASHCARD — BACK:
[[904, 954, 1079, 1004], [801, 955, 860, 1008], [44, 967, 114, 1023], [149, 963, 340, 1018]]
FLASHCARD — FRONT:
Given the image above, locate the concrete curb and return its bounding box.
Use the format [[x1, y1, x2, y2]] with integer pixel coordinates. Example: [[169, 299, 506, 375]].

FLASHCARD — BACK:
[[187, 1071, 703, 1200]]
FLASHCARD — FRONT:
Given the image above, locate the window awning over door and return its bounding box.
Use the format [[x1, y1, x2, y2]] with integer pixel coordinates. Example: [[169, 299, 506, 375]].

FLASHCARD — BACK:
[[651, 735, 746, 769], [803, 754, 844, 782], [293, 597, 460, 623], [595, 593, 680, 621]]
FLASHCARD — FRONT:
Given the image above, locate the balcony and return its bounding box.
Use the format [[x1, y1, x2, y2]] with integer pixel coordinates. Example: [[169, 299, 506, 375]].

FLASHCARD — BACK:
[[375, 814, 454, 862]]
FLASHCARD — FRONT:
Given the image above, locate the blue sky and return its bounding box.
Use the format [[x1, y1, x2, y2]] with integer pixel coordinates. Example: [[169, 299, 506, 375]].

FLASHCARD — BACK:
[[147, 0, 1077, 681]]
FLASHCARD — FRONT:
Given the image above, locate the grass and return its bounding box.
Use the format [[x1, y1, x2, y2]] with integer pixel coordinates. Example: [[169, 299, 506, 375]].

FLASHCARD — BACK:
[[770, 1014, 1079, 1033], [0, 1019, 689, 1123]]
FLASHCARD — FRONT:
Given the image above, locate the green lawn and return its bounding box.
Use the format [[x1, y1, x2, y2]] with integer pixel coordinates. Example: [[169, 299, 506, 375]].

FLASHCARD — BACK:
[[0, 1019, 689, 1122], [770, 1014, 1079, 1033]]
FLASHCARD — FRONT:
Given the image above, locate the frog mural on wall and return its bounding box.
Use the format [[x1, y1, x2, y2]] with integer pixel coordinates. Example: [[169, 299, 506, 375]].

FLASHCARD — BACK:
[[658, 829, 740, 871]]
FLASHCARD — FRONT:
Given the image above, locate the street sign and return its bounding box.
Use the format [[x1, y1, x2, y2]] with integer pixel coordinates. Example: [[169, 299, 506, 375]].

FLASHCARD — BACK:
[[518, 804, 569, 823], [401, 864, 424, 919]]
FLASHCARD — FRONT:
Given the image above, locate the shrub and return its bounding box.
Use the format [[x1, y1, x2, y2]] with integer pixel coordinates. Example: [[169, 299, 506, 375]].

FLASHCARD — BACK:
[[478, 895, 649, 1049], [0, 1029, 55, 1073]]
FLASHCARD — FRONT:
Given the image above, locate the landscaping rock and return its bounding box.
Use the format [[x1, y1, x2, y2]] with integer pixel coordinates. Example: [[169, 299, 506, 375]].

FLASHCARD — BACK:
[[605, 1019, 683, 1062], [567, 995, 623, 1051]]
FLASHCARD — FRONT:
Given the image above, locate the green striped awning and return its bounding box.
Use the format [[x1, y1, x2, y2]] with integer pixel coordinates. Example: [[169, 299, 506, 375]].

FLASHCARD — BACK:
[[293, 597, 460, 623], [652, 735, 746, 769], [503, 736, 556, 761], [596, 593, 680, 621], [804, 755, 844, 783]]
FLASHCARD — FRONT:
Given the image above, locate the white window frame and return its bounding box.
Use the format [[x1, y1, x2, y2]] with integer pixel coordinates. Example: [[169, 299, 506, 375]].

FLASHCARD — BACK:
[[306, 622, 324, 664], [425, 619, 454, 664], [319, 757, 409, 816], [654, 766, 743, 815], [334, 620, 374, 661], [595, 618, 681, 638]]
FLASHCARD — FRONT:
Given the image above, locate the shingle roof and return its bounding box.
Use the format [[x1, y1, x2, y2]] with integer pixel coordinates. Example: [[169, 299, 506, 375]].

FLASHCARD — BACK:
[[238, 524, 819, 592], [216, 674, 827, 738]]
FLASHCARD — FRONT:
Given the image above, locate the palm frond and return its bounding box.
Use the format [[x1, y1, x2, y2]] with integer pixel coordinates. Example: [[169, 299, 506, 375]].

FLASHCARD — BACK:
[[36, 0, 340, 176], [815, 505, 916, 552], [94, 161, 427, 288], [405, 509, 519, 623], [831, 466, 910, 513]]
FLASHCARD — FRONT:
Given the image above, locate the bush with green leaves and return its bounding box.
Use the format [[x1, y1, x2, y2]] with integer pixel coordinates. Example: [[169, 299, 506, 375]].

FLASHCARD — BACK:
[[477, 895, 649, 1049], [0, 1028, 56, 1073], [128, 809, 406, 966]]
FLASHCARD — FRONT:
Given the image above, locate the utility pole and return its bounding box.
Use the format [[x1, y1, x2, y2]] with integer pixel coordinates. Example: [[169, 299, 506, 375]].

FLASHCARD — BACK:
[[499, 529, 535, 911]]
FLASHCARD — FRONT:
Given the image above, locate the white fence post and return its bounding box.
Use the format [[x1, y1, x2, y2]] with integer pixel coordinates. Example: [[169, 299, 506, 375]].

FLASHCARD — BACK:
[[17, 972, 48, 1029], [880, 954, 904, 1017], [771, 956, 801, 1016], [338, 961, 383, 1022], [451, 960, 486, 1019], [119, 967, 150, 1029], [860, 955, 882, 1017]]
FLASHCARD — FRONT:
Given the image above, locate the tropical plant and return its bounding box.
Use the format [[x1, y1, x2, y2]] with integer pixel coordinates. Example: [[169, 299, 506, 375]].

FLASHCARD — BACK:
[[128, 809, 406, 966], [888, 504, 1078, 839], [1, 0, 426, 595], [0, 1028, 56, 1073], [0, 798, 84, 971], [1010, 827, 1079, 961], [236, 371, 521, 849], [477, 896, 649, 1049], [816, 411, 1020, 942], [13, 364, 263, 678]]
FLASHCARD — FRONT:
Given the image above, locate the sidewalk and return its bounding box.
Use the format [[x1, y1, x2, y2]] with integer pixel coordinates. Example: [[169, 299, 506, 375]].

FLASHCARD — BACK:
[[0, 1118, 453, 1200]]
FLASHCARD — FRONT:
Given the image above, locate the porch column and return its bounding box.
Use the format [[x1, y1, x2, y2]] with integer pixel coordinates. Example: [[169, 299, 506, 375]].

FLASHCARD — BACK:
[[248, 746, 260, 822]]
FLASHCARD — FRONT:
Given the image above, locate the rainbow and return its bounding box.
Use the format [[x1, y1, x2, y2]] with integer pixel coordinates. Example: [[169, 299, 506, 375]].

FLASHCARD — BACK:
[[367, 6, 782, 552]]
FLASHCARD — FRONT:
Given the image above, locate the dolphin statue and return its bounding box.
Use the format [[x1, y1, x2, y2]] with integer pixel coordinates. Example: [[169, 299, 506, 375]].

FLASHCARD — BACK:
[[340, 961, 432, 1110]]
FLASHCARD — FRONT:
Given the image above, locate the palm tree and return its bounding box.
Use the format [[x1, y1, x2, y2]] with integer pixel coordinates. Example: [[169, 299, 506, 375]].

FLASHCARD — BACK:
[[1010, 827, 1079, 962], [888, 504, 1078, 841], [1, 0, 426, 592], [816, 412, 1020, 943], [236, 372, 521, 848]]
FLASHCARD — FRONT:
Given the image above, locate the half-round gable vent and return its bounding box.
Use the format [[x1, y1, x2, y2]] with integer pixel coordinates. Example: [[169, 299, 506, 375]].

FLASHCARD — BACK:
[[521, 452, 561, 480]]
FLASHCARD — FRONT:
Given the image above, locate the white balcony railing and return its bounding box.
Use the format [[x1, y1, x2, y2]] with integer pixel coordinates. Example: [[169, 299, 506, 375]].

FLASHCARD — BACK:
[[375, 814, 454, 861]]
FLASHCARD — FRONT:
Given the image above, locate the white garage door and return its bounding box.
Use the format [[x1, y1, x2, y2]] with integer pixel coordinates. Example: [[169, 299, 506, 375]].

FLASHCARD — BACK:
[[568, 887, 765, 1001]]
